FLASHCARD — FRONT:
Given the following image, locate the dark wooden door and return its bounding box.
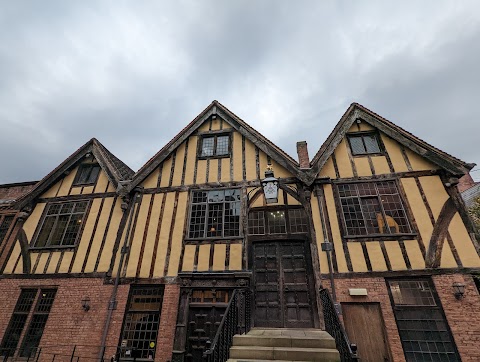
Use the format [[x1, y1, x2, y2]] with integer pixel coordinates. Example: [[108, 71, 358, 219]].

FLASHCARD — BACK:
[[342, 303, 391, 362], [253, 241, 314, 328]]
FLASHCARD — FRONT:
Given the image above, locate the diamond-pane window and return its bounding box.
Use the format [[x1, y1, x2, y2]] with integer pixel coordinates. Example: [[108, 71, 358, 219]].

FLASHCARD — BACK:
[[200, 134, 230, 158], [337, 181, 412, 236]]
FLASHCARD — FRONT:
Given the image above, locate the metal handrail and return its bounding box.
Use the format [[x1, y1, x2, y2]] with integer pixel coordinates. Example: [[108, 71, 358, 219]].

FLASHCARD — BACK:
[[319, 288, 359, 362]]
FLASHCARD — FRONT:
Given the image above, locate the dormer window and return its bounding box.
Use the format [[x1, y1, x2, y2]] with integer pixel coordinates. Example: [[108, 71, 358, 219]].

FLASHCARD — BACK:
[[199, 134, 230, 158], [73, 164, 101, 186], [347, 132, 382, 155]]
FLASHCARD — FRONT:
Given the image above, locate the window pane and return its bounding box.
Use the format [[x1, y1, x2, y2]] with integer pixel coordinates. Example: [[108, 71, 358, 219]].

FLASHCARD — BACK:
[[49, 215, 69, 246], [248, 211, 265, 235], [224, 201, 240, 237], [201, 137, 215, 156], [189, 204, 206, 238], [364, 134, 380, 153], [35, 217, 56, 247], [341, 198, 365, 235], [206, 204, 223, 237], [216, 135, 229, 155], [360, 197, 381, 234], [289, 209, 309, 233], [208, 190, 225, 202], [87, 165, 101, 184], [267, 211, 286, 234], [349, 136, 366, 155], [0, 216, 14, 244], [62, 214, 83, 246], [390, 281, 436, 306]]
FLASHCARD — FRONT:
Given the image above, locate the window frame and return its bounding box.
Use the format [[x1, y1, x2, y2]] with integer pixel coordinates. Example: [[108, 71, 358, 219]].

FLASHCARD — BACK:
[[31, 200, 91, 250], [334, 179, 415, 240], [186, 188, 242, 240], [247, 205, 310, 237], [197, 131, 232, 159], [72, 163, 101, 186], [346, 131, 384, 156]]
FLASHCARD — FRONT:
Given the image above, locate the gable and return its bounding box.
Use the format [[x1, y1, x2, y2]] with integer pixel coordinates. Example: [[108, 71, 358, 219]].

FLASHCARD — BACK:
[[139, 117, 294, 189]]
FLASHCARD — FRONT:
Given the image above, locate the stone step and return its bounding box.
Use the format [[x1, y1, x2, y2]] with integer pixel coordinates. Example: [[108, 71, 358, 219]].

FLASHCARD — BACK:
[[229, 346, 340, 362], [233, 334, 336, 349]]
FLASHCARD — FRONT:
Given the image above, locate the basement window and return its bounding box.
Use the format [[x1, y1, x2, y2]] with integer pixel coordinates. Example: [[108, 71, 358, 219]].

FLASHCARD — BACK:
[[347, 132, 382, 155]]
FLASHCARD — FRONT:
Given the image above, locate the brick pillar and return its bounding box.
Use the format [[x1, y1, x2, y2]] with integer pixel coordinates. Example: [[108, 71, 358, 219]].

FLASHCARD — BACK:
[[156, 283, 180, 362], [296, 141, 310, 169]]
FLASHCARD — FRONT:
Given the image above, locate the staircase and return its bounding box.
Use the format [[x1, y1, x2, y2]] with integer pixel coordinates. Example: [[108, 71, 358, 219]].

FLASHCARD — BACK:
[[227, 328, 341, 362]]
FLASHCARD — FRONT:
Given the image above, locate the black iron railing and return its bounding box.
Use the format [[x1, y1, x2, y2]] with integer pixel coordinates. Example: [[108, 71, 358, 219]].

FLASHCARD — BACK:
[[319, 288, 359, 362], [203, 288, 251, 362]]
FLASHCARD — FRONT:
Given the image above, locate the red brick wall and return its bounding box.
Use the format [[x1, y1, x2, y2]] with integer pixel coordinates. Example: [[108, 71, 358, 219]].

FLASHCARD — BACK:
[[324, 274, 480, 362], [0, 278, 180, 362], [155, 283, 180, 362], [433, 274, 480, 362], [324, 277, 405, 362]]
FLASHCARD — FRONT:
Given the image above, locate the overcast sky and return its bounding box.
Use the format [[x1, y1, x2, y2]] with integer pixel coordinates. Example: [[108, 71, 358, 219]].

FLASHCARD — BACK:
[[1, 1, 480, 184]]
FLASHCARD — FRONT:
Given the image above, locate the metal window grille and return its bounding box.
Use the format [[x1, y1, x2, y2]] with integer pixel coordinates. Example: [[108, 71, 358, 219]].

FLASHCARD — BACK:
[[388, 280, 460, 362], [34, 201, 89, 247], [120, 286, 164, 360], [347, 133, 381, 155], [200, 134, 230, 157], [0, 215, 14, 244], [73, 164, 101, 185], [188, 189, 240, 239], [338, 181, 411, 236]]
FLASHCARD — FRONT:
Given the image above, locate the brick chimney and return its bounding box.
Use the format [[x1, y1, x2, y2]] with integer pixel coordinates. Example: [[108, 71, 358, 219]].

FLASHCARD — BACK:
[[296, 141, 310, 169]]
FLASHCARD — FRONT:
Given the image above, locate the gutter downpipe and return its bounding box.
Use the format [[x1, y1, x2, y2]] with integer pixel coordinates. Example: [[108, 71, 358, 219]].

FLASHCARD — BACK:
[[315, 184, 337, 303], [98, 191, 139, 362]]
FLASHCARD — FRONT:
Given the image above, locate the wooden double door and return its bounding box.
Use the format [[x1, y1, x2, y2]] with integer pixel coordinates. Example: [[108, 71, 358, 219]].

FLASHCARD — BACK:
[[252, 241, 315, 328]]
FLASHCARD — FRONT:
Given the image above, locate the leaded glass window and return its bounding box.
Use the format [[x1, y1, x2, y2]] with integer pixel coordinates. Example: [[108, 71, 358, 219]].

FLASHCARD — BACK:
[[200, 134, 230, 158], [347, 133, 382, 155]]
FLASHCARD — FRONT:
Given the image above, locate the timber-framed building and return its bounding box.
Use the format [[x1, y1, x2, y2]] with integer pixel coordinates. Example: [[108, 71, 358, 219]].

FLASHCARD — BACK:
[[0, 101, 479, 362]]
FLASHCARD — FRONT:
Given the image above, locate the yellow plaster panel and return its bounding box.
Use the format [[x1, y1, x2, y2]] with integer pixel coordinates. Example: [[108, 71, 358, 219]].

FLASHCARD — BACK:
[[319, 157, 336, 179], [196, 160, 207, 184], [167, 192, 188, 276], [184, 136, 198, 185], [371, 156, 390, 175], [197, 244, 211, 272], [334, 140, 354, 178], [34, 253, 49, 274], [94, 172, 110, 193], [57, 166, 78, 196], [270, 159, 293, 178], [229, 243, 243, 270], [83, 197, 115, 273], [181, 245, 196, 272], [366, 242, 388, 271], [106, 183, 116, 192], [3, 242, 20, 274], [250, 194, 265, 208], [384, 241, 407, 270], [96, 199, 123, 272], [210, 117, 221, 130], [142, 168, 160, 189], [198, 120, 211, 132], [440, 239, 457, 268], [70, 187, 82, 195], [405, 149, 437, 171], [259, 152, 269, 179], [449, 213, 480, 267], [213, 244, 227, 271], [404, 240, 425, 269], [160, 157, 173, 187], [14, 252, 23, 274], [82, 186, 94, 194], [324, 184, 348, 272], [172, 144, 186, 186], [245, 139, 257, 181], [208, 159, 219, 183], [23, 203, 46, 241], [232, 132, 244, 181], [125, 195, 152, 277], [380, 135, 408, 172], [70, 198, 102, 273], [152, 193, 175, 277], [353, 157, 372, 177], [359, 122, 374, 131], [287, 193, 301, 206], [46, 252, 61, 274], [419, 176, 449, 220], [30, 253, 40, 273], [221, 158, 231, 182], [41, 180, 62, 198], [222, 120, 232, 129], [348, 242, 368, 272], [401, 178, 434, 248], [138, 194, 164, 278], [311, 197, 329, 274], [58, 252, 74, 273]]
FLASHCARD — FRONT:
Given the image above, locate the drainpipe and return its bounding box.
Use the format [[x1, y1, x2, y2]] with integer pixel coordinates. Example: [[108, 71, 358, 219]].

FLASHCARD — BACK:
[[98, 191, 139, 362], [315, 185, 337, 304]]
